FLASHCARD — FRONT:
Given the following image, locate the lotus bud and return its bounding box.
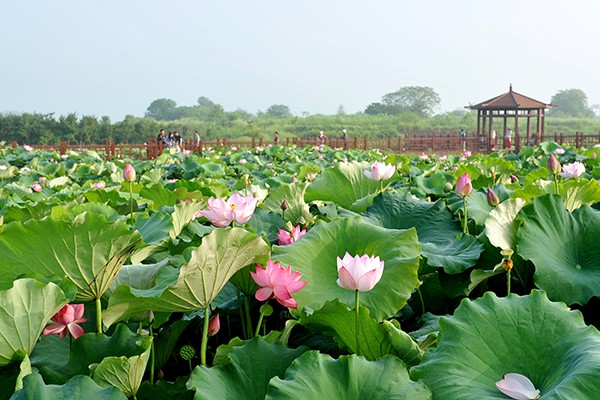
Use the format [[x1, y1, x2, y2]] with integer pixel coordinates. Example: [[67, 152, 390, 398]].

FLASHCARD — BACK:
[[547, 154, 561, 175], [487, 188, 500, 207], [243, 173, 250, 186], [207, 314, 220, 337], [281, 199, 288, 211], [455, 173, 473, 198], [123, 163, 136, 182], [510, 174, 519, 183]]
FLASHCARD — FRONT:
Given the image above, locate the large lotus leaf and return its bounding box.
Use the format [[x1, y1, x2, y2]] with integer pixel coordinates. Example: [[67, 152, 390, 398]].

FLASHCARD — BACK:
[[0, 213, 142, 302], [299, 299, 422, 365], [266, 352, 431, 400], [186, 337, 307, 400], [89, 336, 152, 398], [485, 197, 527, 251], [247, 208, 286, 244], [413, 172, 452, 197], [103, 227, 269, 326], [11, 374, 127, 400], [133, 212, 172, 245], [447, 190, 493, 226], [411, 291, 600, 399], [197, 162, 226, 178], [0, 351, 31, 399], [170, 200, 208, 240], [139, 184, 190, 209], [36, 324, 148, 385], [262, 181, 315, 224], [516, 194, 600, 305], [0, 279, 67, 367], [364, 192, 483, 274], [559, 177, 600, 212], [304, 161, 393, 212], [272, 217, 420, 321]]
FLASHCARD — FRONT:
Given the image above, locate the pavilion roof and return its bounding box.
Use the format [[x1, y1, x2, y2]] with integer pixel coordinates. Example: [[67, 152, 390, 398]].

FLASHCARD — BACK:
[[469, 85, 553, 110]]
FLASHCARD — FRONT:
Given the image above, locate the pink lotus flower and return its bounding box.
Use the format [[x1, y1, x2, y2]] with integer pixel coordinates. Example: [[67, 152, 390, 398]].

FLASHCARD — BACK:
[[94, 181, 106, 189], [32, 183, 43, 192], [336, 252, 384, 292], [364, 162, 395, 181], [439, 155, 448, 162], [487, 188, 500, 207], [197, 193, 258, 227], [278, 225, 307, 245], [419, 153, 429, 160], [123, 163, 136, 182], [559, 161, 585, 179], [207, 314, 220, 337], [250, 260, 307, 309], [555, 148, 565, 155], [455, 173, 473, 198], [464, 150, 472, 158], [496, 373, 540, 399], [547, 154, 561, 175], [43, 304, 87, 339], [39, 177, 47, 183]]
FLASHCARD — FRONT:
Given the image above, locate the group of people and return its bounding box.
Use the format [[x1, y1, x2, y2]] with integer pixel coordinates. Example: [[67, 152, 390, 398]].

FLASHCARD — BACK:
[[156, 129, 202, 152], [461, 128, 514, 150]]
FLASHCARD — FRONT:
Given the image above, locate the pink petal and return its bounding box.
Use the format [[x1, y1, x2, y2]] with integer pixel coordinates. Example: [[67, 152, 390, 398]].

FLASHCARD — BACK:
[[278, 229, 293, 245], [250, 268, 270, 287], [68, 323, 85, 339], [273, 285, 293, 301], [44, 324, 67, 336], [285, 279, 307, 294], [255, 287, 273, 302], [496, 373, 540, 400], [277, 296, 298, 309], [356, 269, 382, 292], [71, 304, 85, 320], [337, 266, 358, 290]]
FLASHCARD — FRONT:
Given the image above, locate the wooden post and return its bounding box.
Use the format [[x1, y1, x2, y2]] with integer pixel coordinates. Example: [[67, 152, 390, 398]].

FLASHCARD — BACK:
[[252, 138, 256, 148], [363, 137, 368, 150], [353, 136, 358, 149], [105, 140, 111, 160], [515, 133, 520, 153], [259, 138, 264, 147], [60, 140, 67, 155]]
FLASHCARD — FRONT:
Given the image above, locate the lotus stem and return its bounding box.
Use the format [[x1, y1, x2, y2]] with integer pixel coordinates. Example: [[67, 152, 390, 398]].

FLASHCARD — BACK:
[[128, 181, 134, 225], [149, 323, 155, 384], [417, 286, 426, 315], [237, 290, 247, 339], [200, 307, 210, 366], [507, 270, 511, 295], [255, 307, 266, 337], [355, 290, 360, 356], [95, 297, 102, 333], [244, 297, 253, 339], [462, 197, 469, 235], [554, 175, 560, 195], [379, 180, 383, 194]]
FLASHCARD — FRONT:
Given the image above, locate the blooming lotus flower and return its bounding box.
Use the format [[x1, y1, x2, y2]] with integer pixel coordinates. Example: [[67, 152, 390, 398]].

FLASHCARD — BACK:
[[93, 181, 106, 189], [123, 163, 136, 182], [487, 188, 500, 207], [278, 225, 307, 245], [250, 260, 307, 309], [496, 373, 540, 400], [419, 153, 429, 160], [464, 150, 472, 158], [555, 148, 565, 155], [23, 145, 33, 152], [43, 304, 87, 339], [559, 161, 585, 179], [197, 193, 258, 227], [439, 155, 447, 162], [32, 183, 43, 192], [455, 173, 473, 198], [364, 162, 395, 181], [239, 159, 247, 164], [39, 177, 46, 183], [547, 154, 561, 175], [207, 314, 220, 337], [336, 252, 385, 292]]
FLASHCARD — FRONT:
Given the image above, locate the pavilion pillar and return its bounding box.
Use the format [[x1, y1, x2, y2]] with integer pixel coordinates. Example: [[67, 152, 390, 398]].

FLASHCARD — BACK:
[[488, 112, 494, 152], [476, 110, 481, 136], [527, 115, 532, 142], [514, 110, 519, 142]]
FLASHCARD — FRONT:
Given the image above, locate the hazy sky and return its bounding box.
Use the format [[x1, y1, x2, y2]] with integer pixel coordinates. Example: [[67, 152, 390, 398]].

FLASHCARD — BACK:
[[1, 1, 599, 121]]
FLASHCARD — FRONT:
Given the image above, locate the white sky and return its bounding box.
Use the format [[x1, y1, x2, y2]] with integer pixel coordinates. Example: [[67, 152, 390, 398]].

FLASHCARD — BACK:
[[1, 0, 599, 121]]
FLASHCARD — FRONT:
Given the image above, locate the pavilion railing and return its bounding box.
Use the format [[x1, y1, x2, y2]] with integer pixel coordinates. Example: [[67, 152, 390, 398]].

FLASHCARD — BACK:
[[9, 131, 600, 160]]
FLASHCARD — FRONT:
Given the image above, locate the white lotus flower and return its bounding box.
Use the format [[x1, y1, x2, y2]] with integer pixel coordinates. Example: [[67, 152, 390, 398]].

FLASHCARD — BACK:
[[496, 373, 540, 399]]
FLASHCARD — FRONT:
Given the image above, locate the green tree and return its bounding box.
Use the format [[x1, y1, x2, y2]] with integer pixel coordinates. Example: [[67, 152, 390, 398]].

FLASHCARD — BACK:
[[548, 89, 594, 118], [265, 104, 292, 118], [380, 86, 441, 117], [146, 98, 177, 120]]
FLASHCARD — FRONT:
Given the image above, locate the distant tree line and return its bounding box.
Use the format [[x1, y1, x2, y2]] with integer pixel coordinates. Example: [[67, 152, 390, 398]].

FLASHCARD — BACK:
[[0, 87, 597, 145]]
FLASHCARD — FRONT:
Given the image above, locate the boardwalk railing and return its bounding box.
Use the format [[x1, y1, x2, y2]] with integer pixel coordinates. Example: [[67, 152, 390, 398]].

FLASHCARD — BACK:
[[9, 131, 600, 160]]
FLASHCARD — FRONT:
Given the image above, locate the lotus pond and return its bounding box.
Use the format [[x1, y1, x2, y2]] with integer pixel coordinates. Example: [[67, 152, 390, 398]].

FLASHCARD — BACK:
[[1, 143, 599, 399]]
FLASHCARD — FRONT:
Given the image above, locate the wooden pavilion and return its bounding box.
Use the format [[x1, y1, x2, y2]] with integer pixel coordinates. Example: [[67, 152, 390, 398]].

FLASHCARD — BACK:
[[468, 85, 553, 151]]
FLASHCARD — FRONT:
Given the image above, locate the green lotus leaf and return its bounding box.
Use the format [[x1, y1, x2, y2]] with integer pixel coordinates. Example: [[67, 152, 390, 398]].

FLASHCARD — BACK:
[[305, 161, 393, 212], [411, 291, 600, 399], [247, 208, 286, 244], [485, 197, 527, 251], [364, 192, 483, 274], [186, 337, 307, 400], [0, 213, 142, 302], [263, 181, 314, 224], [11, 374, 127, 400], [197, 162, 226, 178], [103, 227, 269, 326], [299, 299, 422, 365], [139, 184, 191, 209], [35, 324, 148, 385], [413, 172, 452, 197], [516, 194, 600, 305], [272, 217, 420, 321], [266, 352, 431, 400], [134, 212, 172, 245], [0, 351, 31, 399], [559, 177, 600, 212], [0, 279, 67, 367], [447, 190, 493, 226], [170, 200, 208, 240], [89, 336, 152, 398]]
